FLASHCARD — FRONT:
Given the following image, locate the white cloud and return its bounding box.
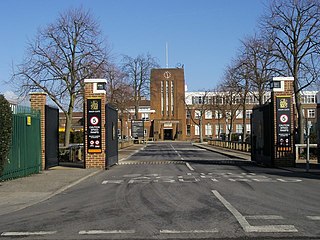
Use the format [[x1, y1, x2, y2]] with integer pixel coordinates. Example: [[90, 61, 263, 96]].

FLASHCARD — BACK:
[[3, 91, 29, 105]]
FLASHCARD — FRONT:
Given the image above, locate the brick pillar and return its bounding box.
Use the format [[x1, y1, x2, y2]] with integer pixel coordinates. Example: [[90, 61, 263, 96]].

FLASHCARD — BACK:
[[30, 92, 47, 170], [84, 79, 107, 169], [271, 77, 295, 167]]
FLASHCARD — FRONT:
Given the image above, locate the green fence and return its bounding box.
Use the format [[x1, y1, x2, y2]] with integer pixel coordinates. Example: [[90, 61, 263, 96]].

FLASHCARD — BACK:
[[0, 105, 41, 181]]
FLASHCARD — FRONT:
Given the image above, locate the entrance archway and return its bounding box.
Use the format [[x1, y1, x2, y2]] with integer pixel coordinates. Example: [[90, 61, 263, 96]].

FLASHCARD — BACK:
[[164, 129, 173, 140]]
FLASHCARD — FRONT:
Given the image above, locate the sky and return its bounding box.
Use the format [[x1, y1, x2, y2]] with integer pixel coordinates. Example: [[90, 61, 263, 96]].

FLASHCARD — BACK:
[[0, 0, 266, 101]]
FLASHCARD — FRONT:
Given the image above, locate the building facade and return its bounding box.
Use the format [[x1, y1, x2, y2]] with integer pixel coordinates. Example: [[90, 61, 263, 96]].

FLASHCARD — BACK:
[[150, 68, 186, 141]]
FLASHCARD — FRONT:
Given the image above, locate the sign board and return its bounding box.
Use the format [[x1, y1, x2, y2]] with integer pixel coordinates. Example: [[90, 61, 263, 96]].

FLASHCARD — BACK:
[[26, 116, 32, 126], [131, 120, 144, 138], [87, 98, 102, 153], [276, 96, 291, 151]]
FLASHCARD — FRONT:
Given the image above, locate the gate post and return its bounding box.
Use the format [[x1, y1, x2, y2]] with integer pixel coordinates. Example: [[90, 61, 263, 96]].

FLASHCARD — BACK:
[[271, 77, 295, 167], [84, 79, 107, 169], [30, 92, 47, 170]]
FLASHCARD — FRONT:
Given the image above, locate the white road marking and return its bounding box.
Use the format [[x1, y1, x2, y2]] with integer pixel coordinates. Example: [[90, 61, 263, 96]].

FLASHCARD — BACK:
[[245, 225, 298, 233], [123, 174, 141, 178], [1, 231, 57, 236], [170, 144, 184, 160], [101, 172, 303, 185], [211, 190, 298, 233], [186, 162, 194, 171], [160, 229, 218, 234], [79, 230, 135, 235], [307, 216, 320, 220], [245, 215, 284, 220], [277, 179, 302, 183], [229, 178, 251, 182], [102, 180, 124, 184]]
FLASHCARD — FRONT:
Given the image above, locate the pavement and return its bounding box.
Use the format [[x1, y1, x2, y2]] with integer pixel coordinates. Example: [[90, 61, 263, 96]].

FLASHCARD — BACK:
[[194, 142, 320, 175], [1, 142, 319, 216], [0, 144, 145, 216]]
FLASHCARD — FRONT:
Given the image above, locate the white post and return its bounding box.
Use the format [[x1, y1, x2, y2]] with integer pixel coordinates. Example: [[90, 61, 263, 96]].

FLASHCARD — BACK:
[[306, 121, 312, 172]]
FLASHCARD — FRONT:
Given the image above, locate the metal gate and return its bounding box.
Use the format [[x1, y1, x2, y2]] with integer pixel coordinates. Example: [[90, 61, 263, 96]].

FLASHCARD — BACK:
[[251, 103, 273, 166], [45, 105, 59, 169], [105, 104, 118, 168]]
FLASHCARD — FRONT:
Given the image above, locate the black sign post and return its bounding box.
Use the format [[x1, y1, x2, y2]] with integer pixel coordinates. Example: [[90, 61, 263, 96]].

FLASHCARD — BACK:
[[131, 120, 144, 138], [276, 96, 291, 151], [87, 98, 102, 153]]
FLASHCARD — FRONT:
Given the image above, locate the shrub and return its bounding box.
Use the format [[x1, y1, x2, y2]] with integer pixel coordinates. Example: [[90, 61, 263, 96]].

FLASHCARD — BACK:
[[0, 95, 13, 176]]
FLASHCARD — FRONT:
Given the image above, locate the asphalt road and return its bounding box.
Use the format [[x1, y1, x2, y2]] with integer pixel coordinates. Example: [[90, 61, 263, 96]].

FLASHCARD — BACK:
[[1, 142, 320, 240]]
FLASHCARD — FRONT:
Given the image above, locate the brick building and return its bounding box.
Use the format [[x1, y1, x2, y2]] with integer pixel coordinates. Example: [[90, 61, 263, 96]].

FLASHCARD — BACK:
[[150, 68, 186, 141], [59, 67, 318, 143]]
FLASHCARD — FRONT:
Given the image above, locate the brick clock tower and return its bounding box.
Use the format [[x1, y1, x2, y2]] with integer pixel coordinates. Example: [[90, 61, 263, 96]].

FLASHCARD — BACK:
[[150, 68, 186, 141]]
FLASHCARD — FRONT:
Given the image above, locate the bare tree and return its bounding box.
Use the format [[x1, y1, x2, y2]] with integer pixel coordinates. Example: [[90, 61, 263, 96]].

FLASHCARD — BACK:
[[121, 54, 159, 119], [210, 90, 225, 139], [222, 58, 250, 143], [240, 35, 276, 105], [12, 7, 110, 147], [105, 63, 132, 108], [220, 66, 243, 142], [261, 0, 320, 143], [105, 64, 133, 139], [185, 90, 212, 143]]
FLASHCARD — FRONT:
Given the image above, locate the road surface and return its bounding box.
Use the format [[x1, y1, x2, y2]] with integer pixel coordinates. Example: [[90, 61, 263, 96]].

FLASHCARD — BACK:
[[1, 142, 319, 239]]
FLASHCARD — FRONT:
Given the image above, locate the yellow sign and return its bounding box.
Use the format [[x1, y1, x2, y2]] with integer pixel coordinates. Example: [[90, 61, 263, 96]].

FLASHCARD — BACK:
[[26, 116, 32, 126], [279, 98, 288, 109]]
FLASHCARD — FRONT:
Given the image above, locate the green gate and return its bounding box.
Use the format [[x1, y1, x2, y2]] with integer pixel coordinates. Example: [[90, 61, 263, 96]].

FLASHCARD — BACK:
[[0, 106, 41, 181]]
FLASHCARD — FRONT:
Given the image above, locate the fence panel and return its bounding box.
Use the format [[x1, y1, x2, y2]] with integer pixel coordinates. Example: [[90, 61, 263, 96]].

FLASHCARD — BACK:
[[0, 106, 41, 181]]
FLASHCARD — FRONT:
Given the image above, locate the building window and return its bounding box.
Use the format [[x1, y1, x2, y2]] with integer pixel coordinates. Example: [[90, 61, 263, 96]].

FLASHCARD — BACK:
[[192, 96, 203, 104], [307, 109, 315, 118], [186, 125, 191, 136], [166, 81, 169, 116], [205, 110, 212, 119], [215, 124, 223, 136], [236, 124, 243, 133], [245, 110, 252, 119], [186, 109, 191, 119], [215, 110, 222, 119], [236, 110, 243, 119], [204, 96, 213, 104], [195, 110, 201, 119], [195, 125, 200, 135], [171, 81, 174, 115], [161, 81, 164, 116], [303, 94, 316, 104], [141, 113, 149, 120], [246, 124, 251, 133], [205, 123, 212, 136], [144, 129, 147, 136]]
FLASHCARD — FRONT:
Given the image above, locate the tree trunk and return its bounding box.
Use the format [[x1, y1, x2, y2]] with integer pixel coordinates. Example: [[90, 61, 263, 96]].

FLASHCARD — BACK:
[[242, 104, 246, 143], [64, 114, 72, 147], [293, 74, 304, 144], [64, 94, 75, 147], [199, 118, 203, 143], [296, 99, 305, 144]]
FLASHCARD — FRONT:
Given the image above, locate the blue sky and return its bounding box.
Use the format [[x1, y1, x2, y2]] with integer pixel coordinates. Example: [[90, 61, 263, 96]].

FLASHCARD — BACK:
[[0, 0, 265, 98]]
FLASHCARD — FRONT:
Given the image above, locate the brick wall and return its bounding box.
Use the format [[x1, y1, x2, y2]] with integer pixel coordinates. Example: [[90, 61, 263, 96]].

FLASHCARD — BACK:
[[84, 81, 106, 169], [29, 92, 47, 170], [271, 80, 295, 167]]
